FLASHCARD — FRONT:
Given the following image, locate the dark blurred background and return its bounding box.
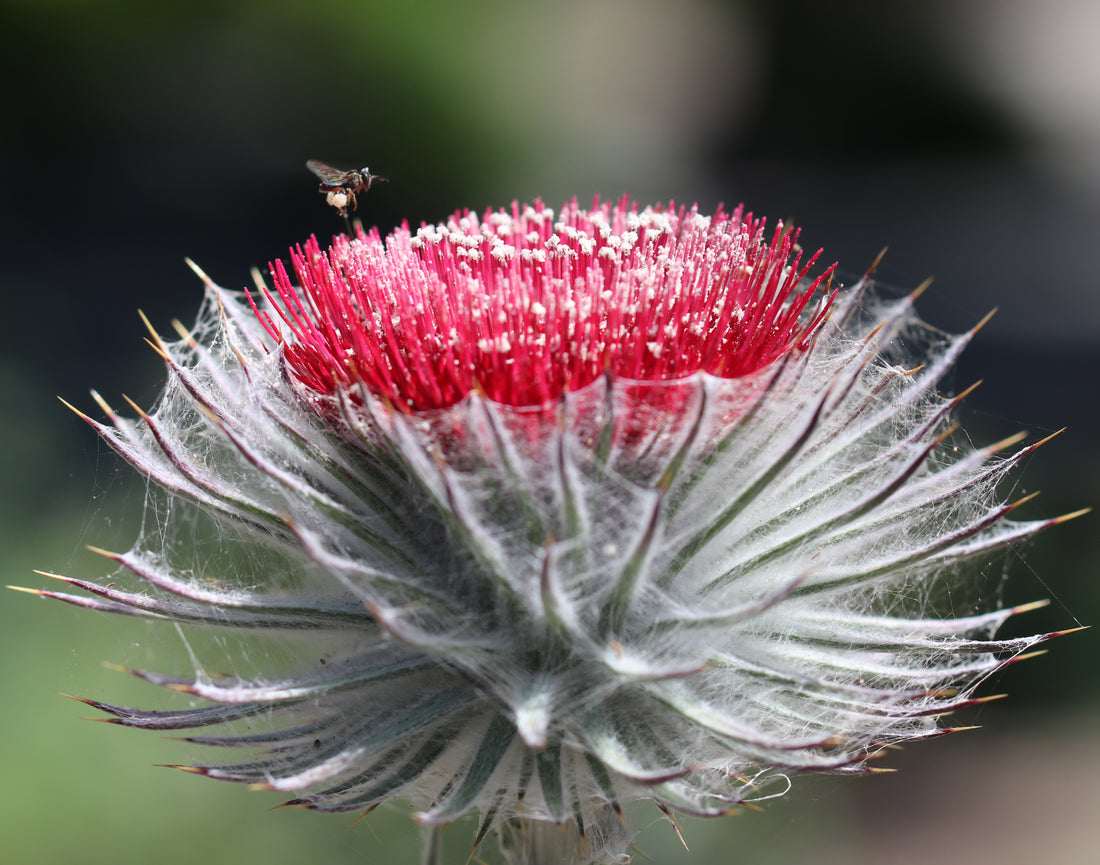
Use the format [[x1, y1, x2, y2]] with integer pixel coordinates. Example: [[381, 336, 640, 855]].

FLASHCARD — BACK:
[[2, 2, 1096, 863]]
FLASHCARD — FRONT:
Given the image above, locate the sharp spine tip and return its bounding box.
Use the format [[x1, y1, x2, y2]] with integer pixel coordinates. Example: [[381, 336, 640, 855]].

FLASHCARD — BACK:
[[986, 430, 1028, 454], [934, 422, 961, 446], [184, 258, 213, 285], [865, 247, 888, 277], [971, 307, 998, 334], [89, 389, 115, 417], [158, 764, 204, 774], [1029, 427, 1067, 450], [1051, 507, 1092, 525], [250, 267, 268, 292], [1049, 625, 1090, 638], [85, 544, 121, 560], [57, 692, 92, 704], [143, 336, 169, 360], [952, 380, 983, 403], [6, 584, 43, 596], [137, 310, 167, 354], [909, 277, 933, 301], [121, 393, 150, 420], [57, 396, 93, 422], [1011, 599, 1051, 615], [36, 571, 74, 584], [1008, 491, 1041, 510]]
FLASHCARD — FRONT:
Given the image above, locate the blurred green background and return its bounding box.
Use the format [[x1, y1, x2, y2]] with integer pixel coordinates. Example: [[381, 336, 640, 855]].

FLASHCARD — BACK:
[[2, 1, 1097, 863]]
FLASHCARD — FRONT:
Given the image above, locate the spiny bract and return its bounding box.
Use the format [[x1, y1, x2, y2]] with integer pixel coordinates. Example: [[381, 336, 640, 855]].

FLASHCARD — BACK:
[[29, 197, 1072, 865]]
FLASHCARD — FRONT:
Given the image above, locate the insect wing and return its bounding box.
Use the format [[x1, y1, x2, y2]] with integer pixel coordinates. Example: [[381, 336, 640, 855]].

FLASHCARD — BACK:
[[306, 159, 353, 185]]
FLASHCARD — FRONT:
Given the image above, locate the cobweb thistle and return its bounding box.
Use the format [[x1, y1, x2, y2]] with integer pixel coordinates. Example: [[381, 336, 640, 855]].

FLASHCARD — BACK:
[[20, 196, 1082, 865]]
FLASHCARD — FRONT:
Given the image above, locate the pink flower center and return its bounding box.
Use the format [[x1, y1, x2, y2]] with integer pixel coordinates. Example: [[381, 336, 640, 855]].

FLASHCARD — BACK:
[[257, 196, 835, 412]]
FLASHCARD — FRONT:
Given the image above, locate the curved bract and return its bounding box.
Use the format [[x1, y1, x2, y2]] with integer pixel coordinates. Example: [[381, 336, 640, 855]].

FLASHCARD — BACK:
[[33, 198, 1070, 865]]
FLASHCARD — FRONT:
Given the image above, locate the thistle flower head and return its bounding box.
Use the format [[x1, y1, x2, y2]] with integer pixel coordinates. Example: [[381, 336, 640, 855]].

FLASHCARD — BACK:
[[260, 196, 832, 410], [28, 196, 1071, 865]]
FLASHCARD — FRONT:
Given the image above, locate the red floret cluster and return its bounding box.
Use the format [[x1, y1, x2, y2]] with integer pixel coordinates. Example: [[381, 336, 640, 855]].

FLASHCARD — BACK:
[[257, 195, 834, 411]]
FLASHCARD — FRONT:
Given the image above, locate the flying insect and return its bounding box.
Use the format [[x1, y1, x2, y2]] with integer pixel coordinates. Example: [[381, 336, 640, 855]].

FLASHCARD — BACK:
[[306, 159, 386, 217]]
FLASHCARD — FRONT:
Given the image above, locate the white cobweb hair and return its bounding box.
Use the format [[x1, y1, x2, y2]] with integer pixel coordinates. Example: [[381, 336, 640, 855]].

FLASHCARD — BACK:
[[32, 255, 1075, 865]]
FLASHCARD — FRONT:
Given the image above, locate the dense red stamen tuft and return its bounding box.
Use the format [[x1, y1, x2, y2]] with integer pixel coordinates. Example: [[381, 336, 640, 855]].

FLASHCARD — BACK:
[[258, 195, 835, 411]]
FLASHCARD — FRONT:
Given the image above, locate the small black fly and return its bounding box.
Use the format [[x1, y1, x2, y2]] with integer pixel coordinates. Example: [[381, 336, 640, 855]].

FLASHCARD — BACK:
[[306, 159, 387, 218]]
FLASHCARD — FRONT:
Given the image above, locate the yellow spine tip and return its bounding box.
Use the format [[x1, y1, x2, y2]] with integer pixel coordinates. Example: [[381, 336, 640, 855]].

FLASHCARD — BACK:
[[1050, 625, 1090, 638], [184, 257, 213, 285], [952, 380, 983, 402], [1011, 599, 1051, 616], [934, 422, 961, 446], [1009, 649, 1048, 663], [1029, 427, 1067, 450], [57, 395, 87, 416], [35, 570, 73, 583], [986, 431, 1029, 454], [121, 394, 150, 420], [89, 389, 115, 416], [170, 318, 197, 344], [909, 277, 933, 301], [143, 336, 169, 360], [1051, 507, 1092, 525], [1008, 491, 1041, 510], [137, 310, 167, 353], [865, 247, 888, 277], [971, 307, 998, 334], [6, 584, 44, 596]]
